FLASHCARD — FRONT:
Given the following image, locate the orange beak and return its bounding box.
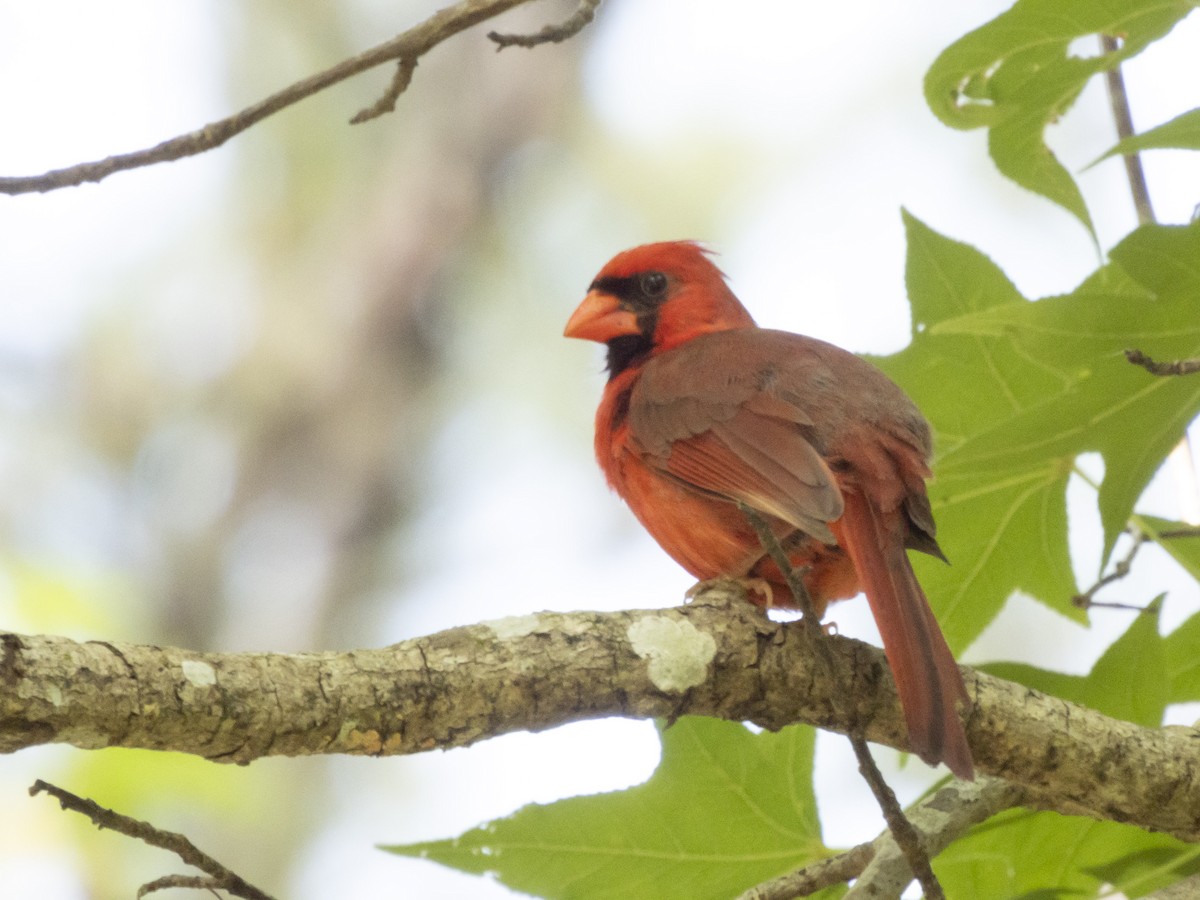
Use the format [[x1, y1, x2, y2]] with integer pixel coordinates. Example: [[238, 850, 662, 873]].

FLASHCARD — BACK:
[[564, 290, 640, 343]]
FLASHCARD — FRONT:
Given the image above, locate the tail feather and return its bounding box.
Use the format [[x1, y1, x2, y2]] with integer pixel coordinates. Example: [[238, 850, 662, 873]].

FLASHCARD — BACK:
[[834, 491, 974, 780]]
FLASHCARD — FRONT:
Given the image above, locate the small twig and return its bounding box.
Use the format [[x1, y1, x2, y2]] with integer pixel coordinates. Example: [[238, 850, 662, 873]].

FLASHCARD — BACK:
[[1126, 349, 1200, 377], [0, 0, 545, 194], [847, 777, 1027, 900], [1072, 529, 1151, 611], [351, 57, 418, 124], [1157, 526, 1200, 539], [849, 739, 944, 900], [738, 504, 944, 899], [1101, 34, 1156, 226], [29, 780, 274, 900], [738, 504, 821, 623], [139, 874, 228, 898], [742, 777, 1026, 900], [488, 0, 601, 49], [736, 843, 875, 900]]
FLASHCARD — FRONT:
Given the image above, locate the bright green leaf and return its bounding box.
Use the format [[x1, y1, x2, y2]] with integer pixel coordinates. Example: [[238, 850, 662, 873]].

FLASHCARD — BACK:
[[924, 0, 1197, 231], [937, 808, 1198, 899], [914, 462, 1076, 650], [876, 215, 1081, 649], [1086, 845, 1200, 899], [981, 597, 1168, 727], [384, 718, 830, 900], [941, 602, 1193, 897], [1162, 603, 1200, 704], [1140, 515, 1200, 581], [925, 222, 1200, 559], [877, 218, 1200, 649], [1092, 107, 1200, 166]]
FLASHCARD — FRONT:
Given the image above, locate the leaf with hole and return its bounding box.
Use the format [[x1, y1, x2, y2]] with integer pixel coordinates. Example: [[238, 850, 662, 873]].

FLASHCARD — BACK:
[[924, 0, 1198, 232]]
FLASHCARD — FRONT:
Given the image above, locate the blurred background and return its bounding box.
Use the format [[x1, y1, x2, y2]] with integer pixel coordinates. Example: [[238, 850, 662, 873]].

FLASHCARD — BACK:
[[2, 0, 1199, 896]]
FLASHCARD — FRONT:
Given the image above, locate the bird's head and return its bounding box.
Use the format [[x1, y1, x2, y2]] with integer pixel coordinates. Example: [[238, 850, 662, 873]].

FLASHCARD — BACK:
[[564, 241, 756, 377]]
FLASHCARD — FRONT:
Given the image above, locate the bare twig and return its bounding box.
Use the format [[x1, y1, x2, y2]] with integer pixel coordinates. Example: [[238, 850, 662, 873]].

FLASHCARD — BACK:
[[1126, 349, 1200, 377], [1157, 525, 1200, 539], [0, 0, 556, 194], [849, 739, 944, 899], [1101, 34, 1155, 226], [489, 0, 601, 49], [742, 777, 1026, 900], [1104, 37, 1200, 547], [351, 56, 419, 124], [845, 777, 1026, 900], [738, 505, 944, 899], [737, 843, 875, 900], [1072, 529, 1151, 611], [738, 504, 821, 623], [29, 780, 274, 900], [139, 874, 237, 898]]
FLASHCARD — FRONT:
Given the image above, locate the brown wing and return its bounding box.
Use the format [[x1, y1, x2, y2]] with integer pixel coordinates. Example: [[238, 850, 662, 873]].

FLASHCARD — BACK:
[[627, 329, 845, 543]]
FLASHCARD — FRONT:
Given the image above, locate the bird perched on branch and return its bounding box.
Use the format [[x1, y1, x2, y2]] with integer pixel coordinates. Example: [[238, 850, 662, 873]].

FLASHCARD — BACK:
[[565, 241, 973, 779]]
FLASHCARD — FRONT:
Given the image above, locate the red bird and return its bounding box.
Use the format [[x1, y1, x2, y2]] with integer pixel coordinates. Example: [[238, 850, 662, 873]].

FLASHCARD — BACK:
[[565, 241, 973, 780]]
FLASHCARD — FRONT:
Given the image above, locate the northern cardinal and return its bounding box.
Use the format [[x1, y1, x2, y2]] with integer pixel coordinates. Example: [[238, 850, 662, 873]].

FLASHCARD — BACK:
[[565, 241, 973, 779]]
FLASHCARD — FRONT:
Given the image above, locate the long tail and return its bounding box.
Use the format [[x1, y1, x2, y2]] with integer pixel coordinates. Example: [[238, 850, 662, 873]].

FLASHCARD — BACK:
[[833, 491, 974, 780]]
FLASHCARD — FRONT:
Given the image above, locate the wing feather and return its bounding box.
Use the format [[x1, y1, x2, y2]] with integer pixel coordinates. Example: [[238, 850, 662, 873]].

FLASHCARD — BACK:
[[627, 332, 844, 543]]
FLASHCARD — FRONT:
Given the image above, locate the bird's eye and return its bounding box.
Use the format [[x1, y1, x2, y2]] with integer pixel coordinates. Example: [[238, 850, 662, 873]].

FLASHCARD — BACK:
[[640, 271, 668, 299]]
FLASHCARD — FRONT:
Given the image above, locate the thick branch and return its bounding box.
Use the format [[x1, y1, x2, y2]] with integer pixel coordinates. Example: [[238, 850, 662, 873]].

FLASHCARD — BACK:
[[0, 0, 543, 195], [4, 591, 1200, 841]]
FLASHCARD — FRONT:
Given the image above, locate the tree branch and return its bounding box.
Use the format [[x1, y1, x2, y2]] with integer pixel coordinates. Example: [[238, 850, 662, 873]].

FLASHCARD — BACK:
[[4, 592, 1200, 841], [740, 502, 942, 897], [1100, 34, 1155, 226], [849, 738, 943, 899], [844, 777, 1026, 899], [1072, 528, 1152, 611], [740, 777, 1026, 899], [350, 56, 419, 125], [30, 780, 274, 900], [0, 0, 578, 195], [488, 0, 601, 49], [1126, 349, 1200, 377]]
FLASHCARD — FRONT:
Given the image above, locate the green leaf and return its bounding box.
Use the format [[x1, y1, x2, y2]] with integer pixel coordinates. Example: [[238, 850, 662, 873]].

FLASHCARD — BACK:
[[1166, 615, 1200, 704], [924, 0, 1198, 231], [925, 221, 1200, 560], [1092, 107, 1200, 166], [1140, 515, 1200, 581], [1162, 604, 1200, 704], [384, 718, 830, 900], [876, 217, 1200, 650], [877, 214, 1080, 649], [980, 597, 1168, 727], [937, 808, 1199, 899], [941, 602, 1194, 897], [1087, 845, 1200, 899]]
